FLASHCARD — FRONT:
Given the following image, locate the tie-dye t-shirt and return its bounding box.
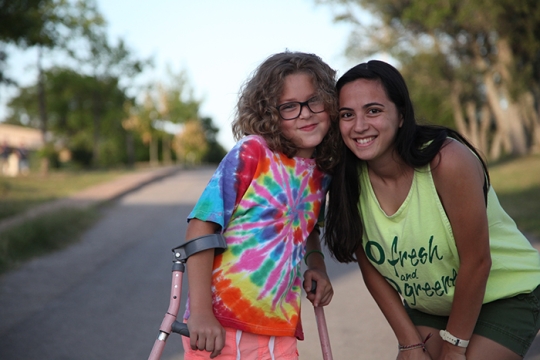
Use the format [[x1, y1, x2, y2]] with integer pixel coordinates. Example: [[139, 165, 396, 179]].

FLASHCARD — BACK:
[[184, 135, 331, 339]]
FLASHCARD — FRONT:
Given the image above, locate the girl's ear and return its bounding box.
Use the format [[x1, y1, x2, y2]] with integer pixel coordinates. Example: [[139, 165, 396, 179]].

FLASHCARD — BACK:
[[399, 113, 404, 128]]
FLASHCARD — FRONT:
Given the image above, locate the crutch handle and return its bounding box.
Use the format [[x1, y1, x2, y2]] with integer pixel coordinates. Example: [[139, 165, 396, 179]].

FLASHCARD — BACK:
[[172, 321, 190, 337]]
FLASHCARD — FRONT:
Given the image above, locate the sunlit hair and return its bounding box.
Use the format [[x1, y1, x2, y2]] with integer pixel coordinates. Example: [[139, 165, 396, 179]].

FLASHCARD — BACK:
[[232, 51, 339, 172]]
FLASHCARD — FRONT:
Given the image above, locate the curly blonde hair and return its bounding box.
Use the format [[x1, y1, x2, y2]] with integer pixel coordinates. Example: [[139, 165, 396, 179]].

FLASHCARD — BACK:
[[231, 51, 340, 173]]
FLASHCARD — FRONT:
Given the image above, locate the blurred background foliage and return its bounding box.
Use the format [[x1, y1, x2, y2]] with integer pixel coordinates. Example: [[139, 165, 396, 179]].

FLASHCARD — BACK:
[[1, 0, 539, 171], [319, 0, 540, 163], [0, 0, 226, 171]]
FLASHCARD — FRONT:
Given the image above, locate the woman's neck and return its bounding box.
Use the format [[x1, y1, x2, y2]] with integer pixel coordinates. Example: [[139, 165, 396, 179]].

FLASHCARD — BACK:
[[366, 157, 414, 216], [366, 153, 410, 182]]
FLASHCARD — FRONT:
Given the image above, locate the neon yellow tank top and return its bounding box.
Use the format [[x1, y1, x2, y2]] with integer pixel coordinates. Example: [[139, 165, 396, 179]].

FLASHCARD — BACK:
[[359, 161, 540, 315]]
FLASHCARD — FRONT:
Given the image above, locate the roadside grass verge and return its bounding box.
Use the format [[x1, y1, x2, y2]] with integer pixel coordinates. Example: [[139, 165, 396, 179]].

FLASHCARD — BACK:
[[489, 154, 540, 239], [0, 207, 101, 274], [0, 169, 128, 221]]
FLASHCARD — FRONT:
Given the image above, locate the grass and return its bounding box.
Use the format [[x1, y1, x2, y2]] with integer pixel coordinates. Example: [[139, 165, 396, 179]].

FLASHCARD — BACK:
[[0, 207, 101, 274], [0, 169, 128, 221], [0, 168, 128, 274], [488, 154, 540, 239]]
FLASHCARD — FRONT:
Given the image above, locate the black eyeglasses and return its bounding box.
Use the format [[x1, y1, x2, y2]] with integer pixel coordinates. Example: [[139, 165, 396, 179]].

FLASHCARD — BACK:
[[276, 97, 325, 120]]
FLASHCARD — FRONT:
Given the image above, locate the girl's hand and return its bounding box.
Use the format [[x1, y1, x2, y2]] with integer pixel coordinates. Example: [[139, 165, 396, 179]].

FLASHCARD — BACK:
[[303, 268, 333, 307], [396, 348, 433, 360], [187, 312, 226, 359]]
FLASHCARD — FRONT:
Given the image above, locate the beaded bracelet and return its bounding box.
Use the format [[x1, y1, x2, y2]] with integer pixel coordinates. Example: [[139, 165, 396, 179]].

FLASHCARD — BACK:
[[304, 250, 325, 265], [398, 333, 433, 352]]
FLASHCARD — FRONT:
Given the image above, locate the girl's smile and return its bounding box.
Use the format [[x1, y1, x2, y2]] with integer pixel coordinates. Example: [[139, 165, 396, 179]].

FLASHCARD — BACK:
[[280, 73, 330, 159]]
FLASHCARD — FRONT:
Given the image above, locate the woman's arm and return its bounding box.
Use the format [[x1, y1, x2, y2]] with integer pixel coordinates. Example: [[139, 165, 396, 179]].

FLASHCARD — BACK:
[[304, 228, 333, 307], [185, 218, 226, 359], [431, 140, 491, 358], [356, 246, 432, 359]]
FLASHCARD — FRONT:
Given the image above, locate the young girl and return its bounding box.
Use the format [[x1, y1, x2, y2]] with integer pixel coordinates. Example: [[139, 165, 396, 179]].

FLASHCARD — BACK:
[[182, 51, 339, 359], [324, 60, 540, 360]]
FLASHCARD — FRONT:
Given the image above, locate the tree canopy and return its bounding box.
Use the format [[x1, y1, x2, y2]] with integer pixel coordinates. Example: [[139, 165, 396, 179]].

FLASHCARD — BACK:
[[1, 0, 226, 169], [319, 0, 540, 160]]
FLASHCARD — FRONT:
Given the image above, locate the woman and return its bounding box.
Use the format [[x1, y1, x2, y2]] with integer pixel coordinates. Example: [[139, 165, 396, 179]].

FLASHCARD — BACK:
[[324, 60, 540, 359]]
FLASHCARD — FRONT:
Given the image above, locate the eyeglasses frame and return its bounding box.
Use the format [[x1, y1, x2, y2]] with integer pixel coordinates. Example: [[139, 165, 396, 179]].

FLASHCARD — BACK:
[[276, 97, 326, 120]]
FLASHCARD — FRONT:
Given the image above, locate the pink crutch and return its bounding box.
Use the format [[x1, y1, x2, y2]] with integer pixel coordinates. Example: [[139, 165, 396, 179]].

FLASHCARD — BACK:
[[148, 234, 227, 360], [148, 234, 333, 360], [311, 280, 334, 360]]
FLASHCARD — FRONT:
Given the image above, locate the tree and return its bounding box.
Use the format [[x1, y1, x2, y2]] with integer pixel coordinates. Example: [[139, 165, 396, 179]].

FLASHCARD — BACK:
[[173, 121, 207, 165], [127, 69, 206, 166], [200, 116, 227, 163], [154, 70, 199, 164], [64, 1, 148, 166], [0, 0, 57, 86], [1, 0, 108, 138], [6, 67, 130, 167], [1, 0, 149, 169], [318, 0, 540, 159]]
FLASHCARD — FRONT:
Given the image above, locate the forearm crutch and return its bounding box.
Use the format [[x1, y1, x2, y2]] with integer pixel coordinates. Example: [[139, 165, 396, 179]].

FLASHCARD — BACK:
[[311, 280, 334, 360], [148, 234, 227, 360]]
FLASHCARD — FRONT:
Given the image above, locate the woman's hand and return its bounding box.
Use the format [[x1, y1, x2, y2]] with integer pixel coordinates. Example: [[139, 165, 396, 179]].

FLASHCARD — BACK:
[[187, 312, 226, 359], [303, 268, 333, 307]]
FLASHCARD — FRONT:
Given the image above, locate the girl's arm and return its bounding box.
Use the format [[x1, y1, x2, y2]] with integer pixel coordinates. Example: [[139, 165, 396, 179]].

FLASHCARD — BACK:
[[185, 218, 226, 359], [304, 228, 333, 307], [432, 140, 491, 359], [356, 246, 432, 360]]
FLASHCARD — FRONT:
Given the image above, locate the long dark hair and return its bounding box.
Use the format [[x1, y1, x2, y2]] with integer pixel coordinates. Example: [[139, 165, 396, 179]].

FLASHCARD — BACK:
[[324, 60, 490, 263]]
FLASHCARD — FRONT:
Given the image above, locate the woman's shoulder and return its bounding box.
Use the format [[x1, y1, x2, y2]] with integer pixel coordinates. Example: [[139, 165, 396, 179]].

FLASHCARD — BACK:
[[430, 138, 479, 173], [430, 138, 485, 192]]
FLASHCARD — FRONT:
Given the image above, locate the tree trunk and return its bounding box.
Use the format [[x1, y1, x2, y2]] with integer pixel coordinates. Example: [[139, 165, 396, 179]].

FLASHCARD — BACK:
[[37, 47, 49, 175], [126, 131, 135, 168], [519, 91, 540, 154], [449, 82, 488, 155], [489, 129, 504, 161], [149, 136, 158, 167], [37, 48, 48, 143], [92, 90, 102, 167], [473, 39, 527, 158], [162, 136, 172, 165], [450, 83, 469, 138], [482, 72, 526, 156], [531, 99, 540, 154], [478, 105, 491, 159], [465, 101, 480, 148]]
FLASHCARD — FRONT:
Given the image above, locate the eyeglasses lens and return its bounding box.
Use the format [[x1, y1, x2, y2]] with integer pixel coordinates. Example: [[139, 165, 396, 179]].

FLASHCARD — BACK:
[[278, 98, 325, 120]]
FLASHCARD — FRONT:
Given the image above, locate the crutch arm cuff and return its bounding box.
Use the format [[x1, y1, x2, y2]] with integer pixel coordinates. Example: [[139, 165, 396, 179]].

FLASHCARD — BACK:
[[172, 234, 227, 261]]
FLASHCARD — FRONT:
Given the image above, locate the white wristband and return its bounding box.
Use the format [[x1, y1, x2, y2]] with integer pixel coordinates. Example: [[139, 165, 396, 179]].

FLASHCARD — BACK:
[[439, 330, 470, 348]]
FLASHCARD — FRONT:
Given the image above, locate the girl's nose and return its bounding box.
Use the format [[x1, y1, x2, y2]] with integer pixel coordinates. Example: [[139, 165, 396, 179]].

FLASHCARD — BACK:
[[353, 117, 368, 132], [298, 103, 313, 119]]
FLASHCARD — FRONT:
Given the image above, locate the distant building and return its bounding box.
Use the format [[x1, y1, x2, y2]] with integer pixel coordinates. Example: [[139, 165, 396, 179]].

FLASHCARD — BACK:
[[0, 124, 44, 176], [0, 123, 44, 150]]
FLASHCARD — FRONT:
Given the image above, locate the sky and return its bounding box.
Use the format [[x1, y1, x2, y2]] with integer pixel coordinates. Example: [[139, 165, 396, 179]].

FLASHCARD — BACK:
[[2, 0, 365, 151]]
